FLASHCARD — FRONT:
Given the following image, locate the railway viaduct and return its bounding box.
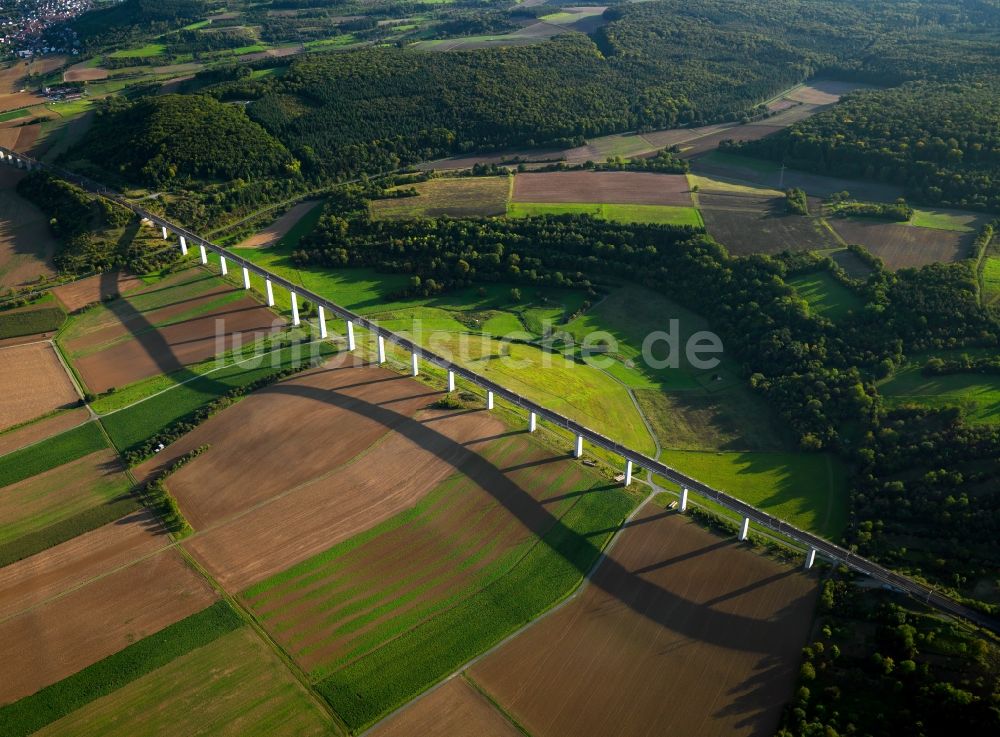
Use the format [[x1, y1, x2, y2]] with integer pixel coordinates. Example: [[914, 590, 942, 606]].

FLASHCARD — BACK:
[[2, 145, 996, 634]]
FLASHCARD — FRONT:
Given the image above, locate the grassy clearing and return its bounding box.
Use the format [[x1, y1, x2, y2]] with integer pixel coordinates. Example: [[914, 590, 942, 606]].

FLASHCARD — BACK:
[[0, 602, 242, 737], [308, 483, 637, 732], [908, 208, 979, 233], [0, 108, 30, 122], [788, 271, 863, 321], [108, 43, 166, 58], [0, 422, 105, 489], [880, 355, 1000, 425], [32, 627, 334, 737], [507, 201, 704, 226], [687, 173, 783, 196], [370, 176, 510, 220], [982, 257, 1000, 307], [660, 449, 848, 538], [99, 342, 335, 454], [0, 305, 66, 339]]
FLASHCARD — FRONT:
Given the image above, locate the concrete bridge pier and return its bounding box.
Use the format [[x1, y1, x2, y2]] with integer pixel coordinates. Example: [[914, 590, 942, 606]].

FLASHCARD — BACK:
[[290, 291, 300, 326], [317, 305, 328, 339], [487, 390, 494, 410], [161, 226, 168, 240], [242, 267, 251, 290], [220, 256, 228, 276], [199, 244, 208, 265], [377, 335, 386, 364], [265, 278, 275, 307], [447, 370, 455, 392], [346, 320, 356, 351], [739, 516, 750, 541], [574, 434, 584, 458], [179, 236, 188, 255], [528, 411, 537, 433], [624, 459, 633, 486], [680, 487, 689, 512], [805, 548, 817, 570], [411, 351, 419, 376]]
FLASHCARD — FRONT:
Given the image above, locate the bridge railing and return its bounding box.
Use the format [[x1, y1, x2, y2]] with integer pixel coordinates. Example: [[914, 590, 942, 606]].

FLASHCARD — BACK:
[[4, 145, 996, 633]]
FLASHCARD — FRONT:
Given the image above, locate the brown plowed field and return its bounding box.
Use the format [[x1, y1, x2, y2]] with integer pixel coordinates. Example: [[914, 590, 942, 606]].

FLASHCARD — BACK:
[[372, 678, 521, 737], [69, 293, 280, 393], [0, 341, 78, 431], [239, 201, 322, 248], [0, 121, 40, 152], [702, 209, 838, 255], [680, 124, 785, 159], [0, 167, 57, 288], [512, 172, 692, 206], [0, 546, 216, 704], [242, 427, 602, 678], [828, 219, 970, 270], [786, 80, 872, 105], [0, 407, 89, 457], [136, 363, 440, 524], [63, 63, 108, 82], [0, 510, 165, 620], [51, 271, 145, 312], [469, 508, 817, 737]]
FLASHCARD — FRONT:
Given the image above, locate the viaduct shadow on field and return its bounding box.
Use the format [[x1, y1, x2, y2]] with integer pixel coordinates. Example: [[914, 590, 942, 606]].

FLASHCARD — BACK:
[[268, 375, 817, 654]]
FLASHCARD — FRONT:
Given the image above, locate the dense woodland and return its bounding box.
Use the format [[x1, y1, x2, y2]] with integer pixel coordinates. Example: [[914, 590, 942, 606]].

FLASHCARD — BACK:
[[735, 82, 1000, 211]]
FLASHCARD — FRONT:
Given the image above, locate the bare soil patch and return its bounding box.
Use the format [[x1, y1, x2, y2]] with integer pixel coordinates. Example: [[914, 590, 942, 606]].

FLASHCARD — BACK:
[[239, 200, 322, 248], [0, 342, 78, 431], [512, 171, 692, 206], [239, 44, 303, 62], [828, 218, 971, 270], [830, 248, 874, 279], [68, 291, 282, 394], [0, 168, 57, 288], [703, 209, 838, 255], [0, 544, 215, 704], [371, 178, 509, 220], [786, 80, 872, 106], [681, 124, 785, 158], [372, 678, 520, 737], [0, 510, 165, 621], [63, 63, 109, 82], [469, 509, 817, 737], [0, 407, 89, 457], [51, 271, 144, 313]]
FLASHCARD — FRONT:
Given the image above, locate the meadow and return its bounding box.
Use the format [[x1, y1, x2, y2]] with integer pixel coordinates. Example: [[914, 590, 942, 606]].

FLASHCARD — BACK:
[[787, 271, 863, 321], [908, 208, 982, 233], [660, 449, 849, 538], [369, 176, 509, 220], [983, 256, 1000, 308], [507, 201, 704, 226], [0, 304, 65, 339], [880, 355, 1000, 425]]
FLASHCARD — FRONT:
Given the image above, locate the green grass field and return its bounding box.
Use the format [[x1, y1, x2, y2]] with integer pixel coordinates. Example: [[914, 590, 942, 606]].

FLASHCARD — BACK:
[[880, 355, 1000, 425], [0, 422, 106, 489], [788, 271, 863, 321], [0, 108, 30, 122], [108, 43, 166, 58], [99, 342, 335, 454], [508, 201, 704, 226], [660, 449, 848, 538], [0, 602, 243, 737], [244, 450, 637, 733], [0, 449, 137, 567], [908, 208, 980, 233], [983, 256, 1000, 307]]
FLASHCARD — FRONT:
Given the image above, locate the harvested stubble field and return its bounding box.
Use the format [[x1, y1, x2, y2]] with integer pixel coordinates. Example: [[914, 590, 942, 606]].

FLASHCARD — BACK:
[[0, 514, 217, 704], [371, 677, 520, 737], [370, 177, 510, 220], [702, 208, 838, 255], [60, 268, 283, 393], [511, 171, 693, 206], [0, 341, 79, 431], [468, 507, 817, 737], [0, 407, 89, 458], [678, 123, 786, 158], [827, 218, 972, 270], [0, 122, 41, 153], [51, 271, 144, 312], [0, 168, 57, 289]]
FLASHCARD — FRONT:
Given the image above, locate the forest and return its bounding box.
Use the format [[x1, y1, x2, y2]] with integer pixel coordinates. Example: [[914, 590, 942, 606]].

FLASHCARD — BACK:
[[735, 82, 1000, 211]]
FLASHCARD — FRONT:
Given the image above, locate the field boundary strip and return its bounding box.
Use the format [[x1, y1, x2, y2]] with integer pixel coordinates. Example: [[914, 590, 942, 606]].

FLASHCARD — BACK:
[[2, 145, 994, 634]]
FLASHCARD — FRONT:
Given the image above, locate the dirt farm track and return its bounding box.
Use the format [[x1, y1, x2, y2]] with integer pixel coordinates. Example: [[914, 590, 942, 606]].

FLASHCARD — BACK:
[[468, 506, 817, 737]]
